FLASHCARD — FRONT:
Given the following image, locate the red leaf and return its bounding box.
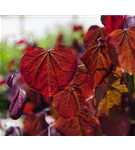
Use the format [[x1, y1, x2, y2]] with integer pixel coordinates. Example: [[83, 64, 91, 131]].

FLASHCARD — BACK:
[[101, 15, 125, 33], [23, 43, 37, 54], [23, 114, 48, 136], [83, 25, 108, 49], [81, 39, 113, 89], [25, 88, 41, 107], [16, 39, 27, 45], [23, 102, 36, 115], [43, 96, 52, 104], [0, 80, 6, 86], [55, 109, 99, 136], [9, 88, 26, 119], [8, 59, 15, 72], [55, 33, 64, 46], [72, 73, 93, 98], [107, 43, 120, 66], [73, 25, 83, 32], [20, 45, 77, 97], [53, 73, 93, 118]]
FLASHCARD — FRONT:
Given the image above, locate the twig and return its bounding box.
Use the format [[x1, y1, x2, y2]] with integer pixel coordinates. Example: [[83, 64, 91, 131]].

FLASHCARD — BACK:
[[48, 122, 55, 136], [37, 127, 48, 136], [35, 107, 50, 117], [37, 122, 55, 136]]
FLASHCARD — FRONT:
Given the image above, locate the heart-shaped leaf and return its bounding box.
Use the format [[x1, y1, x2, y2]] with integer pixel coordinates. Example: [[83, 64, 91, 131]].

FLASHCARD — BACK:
[[53, 73, 93, 118], [84, 25, 108, 49], [81, 39, 113, 89], [20, 45, 78, 97]]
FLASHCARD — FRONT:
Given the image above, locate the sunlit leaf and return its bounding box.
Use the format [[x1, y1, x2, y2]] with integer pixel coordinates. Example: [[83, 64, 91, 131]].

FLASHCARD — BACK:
[[98, 79, 128, 116], [110, 28, 135, 74]]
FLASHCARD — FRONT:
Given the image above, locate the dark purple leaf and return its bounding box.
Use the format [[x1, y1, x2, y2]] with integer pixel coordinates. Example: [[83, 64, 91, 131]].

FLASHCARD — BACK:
[[124, 15, 135, 28], [72, 39, 84, 54], [9, 88, 26, 119], [99, 106, 130, 136], [6, 71, 20, 87], [107, 44, 120, 66], [95, 83, 107, 107], [7, 71, 22, 102], [8, 83, 20, 102], [5, 126, 21, 136]]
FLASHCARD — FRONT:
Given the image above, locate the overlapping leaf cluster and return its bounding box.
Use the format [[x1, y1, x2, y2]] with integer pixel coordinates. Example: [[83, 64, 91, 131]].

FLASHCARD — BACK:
[[6, 15, 135, 136]]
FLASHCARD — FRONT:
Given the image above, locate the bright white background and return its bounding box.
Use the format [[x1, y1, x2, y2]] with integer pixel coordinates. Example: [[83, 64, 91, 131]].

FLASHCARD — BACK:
[[1, 15, 102, 41]]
